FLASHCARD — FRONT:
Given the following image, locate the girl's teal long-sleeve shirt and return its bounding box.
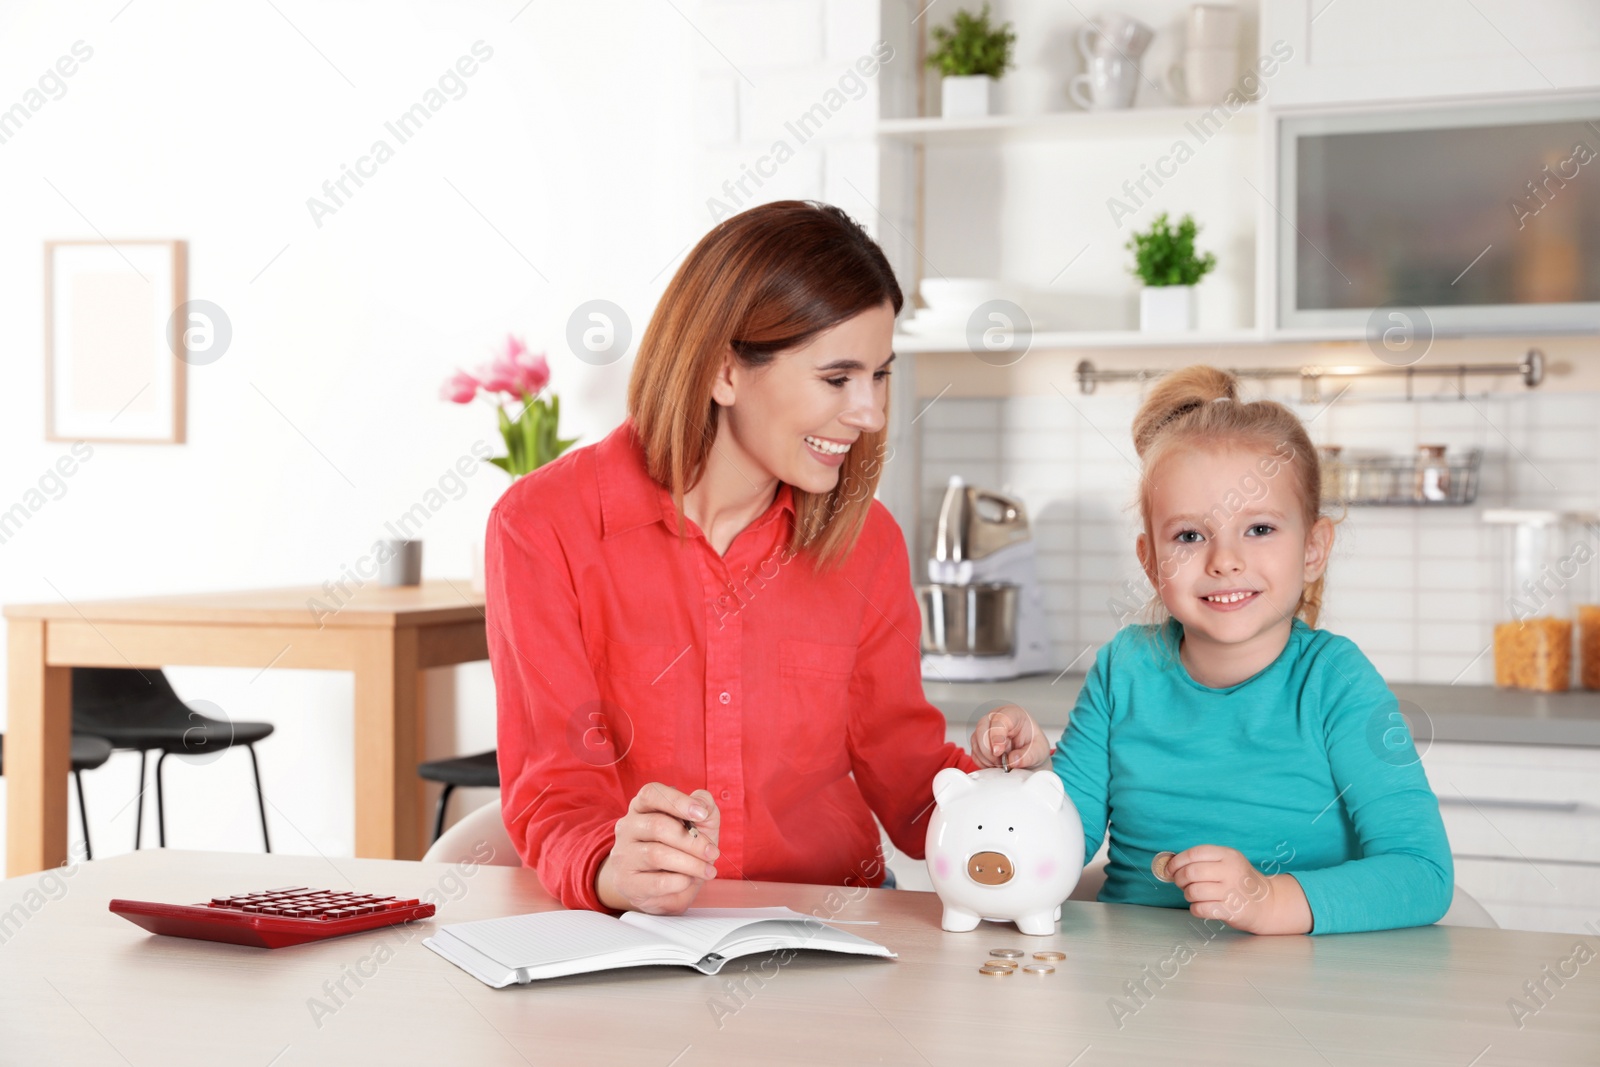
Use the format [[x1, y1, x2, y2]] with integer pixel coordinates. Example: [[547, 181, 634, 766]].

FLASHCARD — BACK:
[[1052, 619, 1453, 934]]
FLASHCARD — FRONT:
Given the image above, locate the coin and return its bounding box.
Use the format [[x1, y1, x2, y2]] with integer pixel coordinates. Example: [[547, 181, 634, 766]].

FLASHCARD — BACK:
[[983, 960, 1017, 970], [1152, 851, 1177, 883], [1023, 964, 1055, 975], [989, 948, 1025, 959], [978, 965, 1014, 976], [1033, 951, 1066, 961]]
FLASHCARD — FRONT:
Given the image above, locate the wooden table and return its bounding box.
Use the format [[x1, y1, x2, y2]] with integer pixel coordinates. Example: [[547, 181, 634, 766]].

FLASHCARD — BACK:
[[4, 581, 488, 876], [1, 849, 1594, 1065]]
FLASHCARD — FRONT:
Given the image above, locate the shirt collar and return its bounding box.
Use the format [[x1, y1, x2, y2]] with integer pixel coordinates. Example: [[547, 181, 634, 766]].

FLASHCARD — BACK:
[[596, 419, 795, 541]]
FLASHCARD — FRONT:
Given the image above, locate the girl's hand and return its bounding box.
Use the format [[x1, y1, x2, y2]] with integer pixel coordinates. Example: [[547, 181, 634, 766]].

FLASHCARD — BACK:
[[596, 783, 722, 914], [1167, 844, 1312, 935], [969, 704, 1052, 770]]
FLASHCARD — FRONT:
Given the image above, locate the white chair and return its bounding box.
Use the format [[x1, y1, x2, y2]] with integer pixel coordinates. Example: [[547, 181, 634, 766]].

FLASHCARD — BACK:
[[1067, 857, 1496, 928], [422, 796, 518, 866]]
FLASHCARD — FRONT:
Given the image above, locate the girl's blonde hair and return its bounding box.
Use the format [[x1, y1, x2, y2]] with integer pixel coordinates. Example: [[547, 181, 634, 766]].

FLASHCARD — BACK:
[[1131, 364, 1331, 628]]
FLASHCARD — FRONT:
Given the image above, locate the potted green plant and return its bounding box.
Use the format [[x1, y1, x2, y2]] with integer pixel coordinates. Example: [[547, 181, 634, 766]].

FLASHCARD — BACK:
[[926, 3, 1017, 119], [1125, 212, 1216, 331]]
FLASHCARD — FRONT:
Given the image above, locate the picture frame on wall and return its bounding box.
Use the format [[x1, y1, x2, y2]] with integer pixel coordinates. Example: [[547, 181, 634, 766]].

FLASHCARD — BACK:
[[44, 238, 187, 444]]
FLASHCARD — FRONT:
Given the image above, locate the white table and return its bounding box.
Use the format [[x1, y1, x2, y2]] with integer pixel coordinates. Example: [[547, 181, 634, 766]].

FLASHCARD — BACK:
[[1, 850, 1595, 1065]]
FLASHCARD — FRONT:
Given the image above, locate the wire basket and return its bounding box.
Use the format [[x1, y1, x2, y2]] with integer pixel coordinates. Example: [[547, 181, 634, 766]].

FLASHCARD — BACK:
[[1329, 448, 1482, 507]]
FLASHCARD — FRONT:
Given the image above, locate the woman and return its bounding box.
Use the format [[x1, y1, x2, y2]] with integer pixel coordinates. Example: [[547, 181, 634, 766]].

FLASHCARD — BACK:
[[486, 201, 991, 915]]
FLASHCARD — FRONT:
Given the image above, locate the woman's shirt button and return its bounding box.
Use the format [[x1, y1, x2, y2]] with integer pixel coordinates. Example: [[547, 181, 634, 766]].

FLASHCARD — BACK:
[[718, 691, 730, 704], [720, 789, 733, 801]]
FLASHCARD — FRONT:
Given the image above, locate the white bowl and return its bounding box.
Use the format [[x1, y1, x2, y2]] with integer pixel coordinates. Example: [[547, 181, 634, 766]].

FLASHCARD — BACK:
[[919, 277, 1025, 310]]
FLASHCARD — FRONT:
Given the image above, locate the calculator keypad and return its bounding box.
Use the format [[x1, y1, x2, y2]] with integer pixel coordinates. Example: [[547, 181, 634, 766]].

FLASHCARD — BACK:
[[206, 887, 422, 922]]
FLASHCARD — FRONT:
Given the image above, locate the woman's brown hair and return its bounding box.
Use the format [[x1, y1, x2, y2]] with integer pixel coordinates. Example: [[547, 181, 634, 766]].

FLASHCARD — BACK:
[[1131, 364, 1332, 628], [627, 200, 902, 569]]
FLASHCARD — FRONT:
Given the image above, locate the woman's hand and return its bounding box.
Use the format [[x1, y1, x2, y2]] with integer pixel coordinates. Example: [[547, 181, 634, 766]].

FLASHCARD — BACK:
[[1167, 845, 1312, 935], [969, 704, 1052, 770], [596, 783, 722, 914]]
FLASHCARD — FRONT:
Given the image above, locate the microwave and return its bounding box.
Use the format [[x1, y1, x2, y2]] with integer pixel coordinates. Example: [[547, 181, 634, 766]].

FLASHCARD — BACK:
[[1270, 92, 1600, 335]]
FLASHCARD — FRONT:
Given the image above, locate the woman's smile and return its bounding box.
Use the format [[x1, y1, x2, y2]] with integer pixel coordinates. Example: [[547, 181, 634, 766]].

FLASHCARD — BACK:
[[804, 434, 853, 465]]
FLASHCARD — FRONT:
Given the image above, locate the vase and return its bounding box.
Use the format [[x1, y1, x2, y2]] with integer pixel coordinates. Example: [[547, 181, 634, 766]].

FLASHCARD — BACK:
[[1139, 285, 1196, 331], [941, 75, 996, 119]]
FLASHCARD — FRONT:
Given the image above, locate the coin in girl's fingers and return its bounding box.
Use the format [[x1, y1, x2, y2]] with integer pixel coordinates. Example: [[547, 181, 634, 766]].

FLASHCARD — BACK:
[[1152, 851, 1177, 883]]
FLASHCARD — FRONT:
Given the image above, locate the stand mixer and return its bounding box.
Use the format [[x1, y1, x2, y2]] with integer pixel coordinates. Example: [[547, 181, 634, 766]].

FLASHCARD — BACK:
[[917, 476, 1052, 681]]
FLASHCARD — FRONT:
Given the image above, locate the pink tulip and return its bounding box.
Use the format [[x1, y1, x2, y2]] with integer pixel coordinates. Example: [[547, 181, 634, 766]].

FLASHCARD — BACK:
[[476, 357, 518, 395], [512, 349, 550, 397], [476, 335, 550, 399], [440, 369, 481, 404]]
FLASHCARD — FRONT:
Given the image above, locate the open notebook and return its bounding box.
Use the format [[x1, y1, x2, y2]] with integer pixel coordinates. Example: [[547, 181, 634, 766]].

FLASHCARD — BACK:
[[424, 906, 895, 988]]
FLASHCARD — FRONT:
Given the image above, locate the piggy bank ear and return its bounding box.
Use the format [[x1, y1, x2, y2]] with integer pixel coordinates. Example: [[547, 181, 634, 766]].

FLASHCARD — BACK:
[[1022, 769, 1066, 812], [932, 767, 978, 806]]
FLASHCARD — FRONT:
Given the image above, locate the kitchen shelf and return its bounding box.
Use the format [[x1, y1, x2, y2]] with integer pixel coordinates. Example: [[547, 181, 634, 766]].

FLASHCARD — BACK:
[[893, 327, 1264, 353], [876, 104, 1258, 145]]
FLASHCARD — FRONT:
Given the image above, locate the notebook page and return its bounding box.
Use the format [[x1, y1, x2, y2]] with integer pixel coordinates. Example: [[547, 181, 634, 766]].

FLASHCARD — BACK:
[[716, 920, 893, 958], [622, 908, 892, 961], [443, 910, 689, 971], [620, 907, 814, 955]]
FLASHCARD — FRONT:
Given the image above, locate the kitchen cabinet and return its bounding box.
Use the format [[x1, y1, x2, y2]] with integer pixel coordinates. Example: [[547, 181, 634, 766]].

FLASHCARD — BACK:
[[1422, 741, 1600, 935]]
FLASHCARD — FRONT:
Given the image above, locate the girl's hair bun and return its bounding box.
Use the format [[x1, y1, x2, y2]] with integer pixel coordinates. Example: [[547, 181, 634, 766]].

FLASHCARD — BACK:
[[1131, 365, 1240, 458]]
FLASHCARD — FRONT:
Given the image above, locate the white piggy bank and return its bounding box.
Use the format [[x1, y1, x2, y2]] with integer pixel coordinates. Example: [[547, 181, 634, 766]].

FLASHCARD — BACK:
[[925, 767, 1084, 936]]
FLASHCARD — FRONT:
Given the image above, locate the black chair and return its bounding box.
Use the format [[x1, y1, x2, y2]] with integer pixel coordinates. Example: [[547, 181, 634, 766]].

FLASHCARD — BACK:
[[70, 667, 273, 851], [418, 750, 500, 843], [0, 733, 114, 860]]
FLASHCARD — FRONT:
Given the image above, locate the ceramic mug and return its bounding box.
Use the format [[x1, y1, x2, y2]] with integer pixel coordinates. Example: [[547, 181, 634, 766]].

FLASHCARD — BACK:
[[1168, 47, 1238, 104], [1186, 3, 1240, 49], [376, 539, 423, 586], [1069, 52, 1140, 110], [1076, 13, 1155, 61]]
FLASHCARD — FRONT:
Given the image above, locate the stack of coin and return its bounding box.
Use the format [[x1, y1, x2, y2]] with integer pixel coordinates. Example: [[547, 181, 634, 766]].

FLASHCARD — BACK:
[[980, 947, 1022, 976]]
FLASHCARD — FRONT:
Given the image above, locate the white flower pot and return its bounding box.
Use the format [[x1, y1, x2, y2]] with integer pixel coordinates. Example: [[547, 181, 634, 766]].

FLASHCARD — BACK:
[[941, 75, 997, 119], [1139, 285, 1197, 331]]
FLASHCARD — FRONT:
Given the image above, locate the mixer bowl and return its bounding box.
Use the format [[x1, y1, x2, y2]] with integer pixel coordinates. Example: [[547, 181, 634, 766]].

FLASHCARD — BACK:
[[917, 582, 1018, 657]]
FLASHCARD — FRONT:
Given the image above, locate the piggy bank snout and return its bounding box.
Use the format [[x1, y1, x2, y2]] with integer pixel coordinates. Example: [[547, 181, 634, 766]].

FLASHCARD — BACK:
[[966, 850, 1014, 886]]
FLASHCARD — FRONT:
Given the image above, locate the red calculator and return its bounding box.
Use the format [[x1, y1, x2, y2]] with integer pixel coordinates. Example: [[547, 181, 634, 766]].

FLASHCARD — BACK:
[[109, 886, 436, 949]]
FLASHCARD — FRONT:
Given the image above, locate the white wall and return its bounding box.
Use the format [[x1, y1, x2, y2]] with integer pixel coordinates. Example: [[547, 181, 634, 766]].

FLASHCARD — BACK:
[[0, 0, 893, 863]]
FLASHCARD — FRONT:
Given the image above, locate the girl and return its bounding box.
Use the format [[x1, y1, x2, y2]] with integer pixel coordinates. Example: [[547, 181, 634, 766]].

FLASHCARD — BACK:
[[983, 365, 1452, 934]]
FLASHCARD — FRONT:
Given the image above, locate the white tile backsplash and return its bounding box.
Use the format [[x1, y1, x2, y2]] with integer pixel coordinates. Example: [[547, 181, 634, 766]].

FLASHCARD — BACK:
[[915, 390, 1600, 684]]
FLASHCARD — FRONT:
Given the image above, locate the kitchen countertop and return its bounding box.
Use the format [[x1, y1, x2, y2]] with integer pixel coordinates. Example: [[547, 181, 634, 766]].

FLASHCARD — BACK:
[[924, 674, 1600, 747]]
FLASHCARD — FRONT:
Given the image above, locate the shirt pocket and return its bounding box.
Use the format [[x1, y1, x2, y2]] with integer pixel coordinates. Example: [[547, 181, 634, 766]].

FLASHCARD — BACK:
[[778, 639, 858, 776], [599, 636, 696, 769]]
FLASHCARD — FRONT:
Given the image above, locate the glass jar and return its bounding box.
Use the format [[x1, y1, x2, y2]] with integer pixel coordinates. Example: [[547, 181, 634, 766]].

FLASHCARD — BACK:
[[1486, 510, 1594, 692], [1317, 445, 1344, 504], [1414, 444, 1450, 502], [1581, 604, 1600, 690]]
